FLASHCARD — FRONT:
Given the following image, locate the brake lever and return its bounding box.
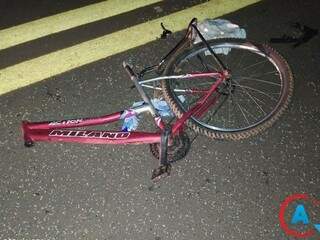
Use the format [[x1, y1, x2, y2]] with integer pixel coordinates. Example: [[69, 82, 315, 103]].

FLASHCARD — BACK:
[[160, 22, 172, 39]]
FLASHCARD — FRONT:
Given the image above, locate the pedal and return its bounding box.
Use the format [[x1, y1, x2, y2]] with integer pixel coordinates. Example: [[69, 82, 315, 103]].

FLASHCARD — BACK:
[[151, 164, 172, 181]]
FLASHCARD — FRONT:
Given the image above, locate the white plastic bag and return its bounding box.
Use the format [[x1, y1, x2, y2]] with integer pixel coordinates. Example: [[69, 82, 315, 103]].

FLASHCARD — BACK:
[[121, 96, 185, 131], [194, 19, 246, 55]]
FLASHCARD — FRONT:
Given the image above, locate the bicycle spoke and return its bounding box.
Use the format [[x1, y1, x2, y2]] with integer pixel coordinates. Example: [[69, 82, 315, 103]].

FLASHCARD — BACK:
[[239, 59, 269, 73], [232, 89, 259, 126], [236, 102, 250, 126], [233, 49, 246, 72], [224, 52, 229, 70], [186, 58, 203, 72], [196, 54, 210, 72], [248, 70, 278, 78], [233, 79, 266, 115], [201, 94, 227, 125], [234, 76, 281, 86], [184, 97, 199, 109], [242, 104, 259, 122], [236, 88, 266, 105], [232, 82, 279, 101]]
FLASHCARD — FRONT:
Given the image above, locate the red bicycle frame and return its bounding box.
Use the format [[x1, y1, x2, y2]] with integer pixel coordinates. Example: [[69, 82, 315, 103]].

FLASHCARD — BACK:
[[21, 18, 230, 179], [22, 71, 226, 146]]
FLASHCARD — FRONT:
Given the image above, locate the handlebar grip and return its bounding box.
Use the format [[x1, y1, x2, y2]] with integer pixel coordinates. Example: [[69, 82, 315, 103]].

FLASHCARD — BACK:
[[122, 61, 136, 80]]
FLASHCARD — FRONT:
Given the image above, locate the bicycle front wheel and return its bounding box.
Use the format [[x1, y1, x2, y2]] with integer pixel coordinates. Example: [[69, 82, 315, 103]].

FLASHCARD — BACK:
[[162, 38, 293, 140]]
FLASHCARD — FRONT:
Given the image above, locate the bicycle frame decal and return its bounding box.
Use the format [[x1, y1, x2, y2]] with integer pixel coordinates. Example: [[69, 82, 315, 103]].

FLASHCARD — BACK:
[[49, 130, 130, 139], [48, 119, 84, 126]]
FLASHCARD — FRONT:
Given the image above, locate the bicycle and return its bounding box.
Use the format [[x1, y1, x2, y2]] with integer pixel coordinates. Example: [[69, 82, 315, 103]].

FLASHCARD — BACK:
[[21, 18, 294, 180]]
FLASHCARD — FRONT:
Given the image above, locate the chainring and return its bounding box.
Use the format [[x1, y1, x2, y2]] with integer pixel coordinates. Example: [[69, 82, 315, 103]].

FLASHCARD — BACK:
[[149, 132, 191, 163]]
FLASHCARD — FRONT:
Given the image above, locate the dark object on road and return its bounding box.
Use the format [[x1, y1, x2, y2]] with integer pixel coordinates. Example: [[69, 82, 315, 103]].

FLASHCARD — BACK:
[[270, 23, 318, 48], [160, 22, 172, 39]]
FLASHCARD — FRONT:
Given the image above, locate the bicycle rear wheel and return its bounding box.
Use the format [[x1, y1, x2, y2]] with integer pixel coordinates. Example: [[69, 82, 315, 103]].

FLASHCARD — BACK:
[[162, 38, 293, 140]]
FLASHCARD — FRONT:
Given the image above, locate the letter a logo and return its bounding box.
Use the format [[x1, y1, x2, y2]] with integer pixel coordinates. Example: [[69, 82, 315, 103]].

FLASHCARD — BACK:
[[291, 204, 309, 225]]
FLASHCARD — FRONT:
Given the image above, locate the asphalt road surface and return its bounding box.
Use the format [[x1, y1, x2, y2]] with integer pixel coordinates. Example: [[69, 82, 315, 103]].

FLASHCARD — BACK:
[[0, 0, 319, 239]]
